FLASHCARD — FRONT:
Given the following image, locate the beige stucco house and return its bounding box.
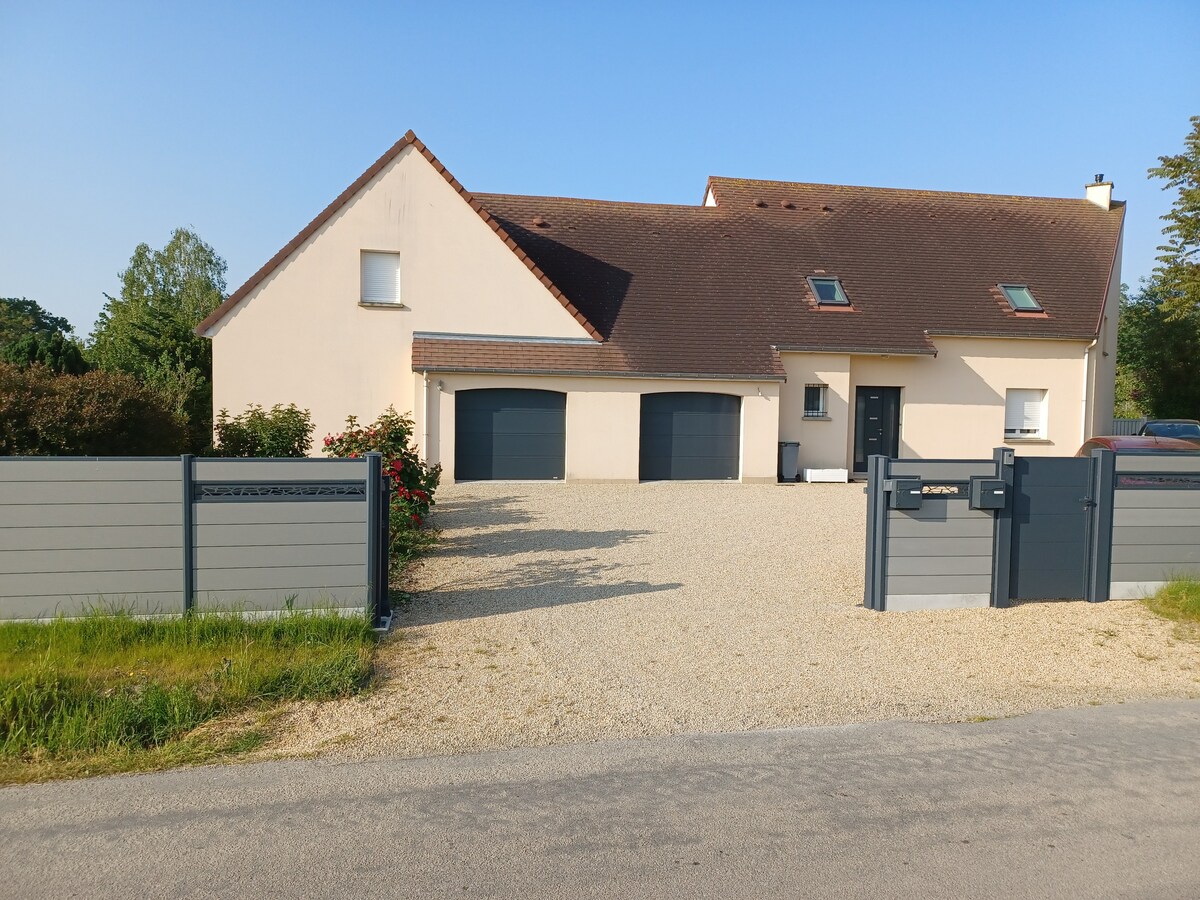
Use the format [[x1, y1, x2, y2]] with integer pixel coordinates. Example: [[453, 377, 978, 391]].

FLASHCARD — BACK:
[[198, 132, 1124, 483]]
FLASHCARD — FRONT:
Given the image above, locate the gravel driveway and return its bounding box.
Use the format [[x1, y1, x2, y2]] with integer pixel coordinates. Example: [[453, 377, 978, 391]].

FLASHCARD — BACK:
[[272, 482, 1200, 759]]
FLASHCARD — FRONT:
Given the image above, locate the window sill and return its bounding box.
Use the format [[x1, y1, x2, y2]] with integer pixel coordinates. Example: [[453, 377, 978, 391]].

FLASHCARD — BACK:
[[358, 300, 409, 310], [802, 416, 832, 422], [1004, 437, 1052, 444]]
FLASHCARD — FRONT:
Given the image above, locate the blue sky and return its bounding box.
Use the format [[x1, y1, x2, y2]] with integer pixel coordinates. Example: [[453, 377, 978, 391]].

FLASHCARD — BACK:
[[2, 1, 1197, 334]]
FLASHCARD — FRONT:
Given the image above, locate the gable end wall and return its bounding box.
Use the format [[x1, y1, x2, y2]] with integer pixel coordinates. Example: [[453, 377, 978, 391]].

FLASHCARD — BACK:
[[209, 144, 593, 446]]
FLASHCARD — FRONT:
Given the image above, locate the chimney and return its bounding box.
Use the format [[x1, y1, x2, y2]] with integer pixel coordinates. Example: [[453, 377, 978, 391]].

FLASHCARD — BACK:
[[1085, 173, 1113, 210]]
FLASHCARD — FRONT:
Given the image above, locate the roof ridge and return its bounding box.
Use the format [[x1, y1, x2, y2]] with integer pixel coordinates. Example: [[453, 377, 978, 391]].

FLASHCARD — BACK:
[[196, 133, 603, 340], [475, 191, 712, 212], [706, 176, 1107, 206]]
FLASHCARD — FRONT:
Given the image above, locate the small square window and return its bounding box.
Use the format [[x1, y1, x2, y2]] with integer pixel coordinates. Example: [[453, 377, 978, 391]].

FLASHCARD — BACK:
[[1005, 388, 1047, 439], [804, 384, 828, 418], [999, 284, 1042, 312], [808, 276, 851, 306], [361, 251, 403, 304]]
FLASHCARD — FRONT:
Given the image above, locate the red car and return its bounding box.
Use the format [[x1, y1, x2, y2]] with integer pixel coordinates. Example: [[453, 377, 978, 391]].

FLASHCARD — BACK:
[[1076, 435, 1200, 456]]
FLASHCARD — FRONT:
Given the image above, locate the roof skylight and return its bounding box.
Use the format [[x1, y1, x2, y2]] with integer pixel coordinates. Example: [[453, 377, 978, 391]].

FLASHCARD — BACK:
[[1000, 284, 1043, 312], [808, 276, 851, 306]]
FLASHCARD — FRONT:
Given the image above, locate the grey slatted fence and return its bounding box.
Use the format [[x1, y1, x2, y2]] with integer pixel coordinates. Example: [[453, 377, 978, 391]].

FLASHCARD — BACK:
[[1104, 453, 1200, 600], [1110, 418, 1146, 435], [864, 458, 1001, 611], [865, 448, 1200, 610], [0, 455, 389, 622]]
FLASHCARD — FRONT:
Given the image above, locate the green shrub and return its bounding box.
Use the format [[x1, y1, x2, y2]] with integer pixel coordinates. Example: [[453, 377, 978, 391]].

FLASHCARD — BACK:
[[323, 407, 441, 567], [0, 362, 187, 455], [214, 403, 314, 457]]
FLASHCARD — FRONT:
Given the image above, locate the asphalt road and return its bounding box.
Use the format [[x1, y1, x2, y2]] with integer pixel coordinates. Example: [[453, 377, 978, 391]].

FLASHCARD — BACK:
[[3, 700, 1199, 899]]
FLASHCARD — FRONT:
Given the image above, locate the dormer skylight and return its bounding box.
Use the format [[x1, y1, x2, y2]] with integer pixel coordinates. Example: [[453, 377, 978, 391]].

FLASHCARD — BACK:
[[808, 276, 851, 306], [999, 284, 1043, 312]]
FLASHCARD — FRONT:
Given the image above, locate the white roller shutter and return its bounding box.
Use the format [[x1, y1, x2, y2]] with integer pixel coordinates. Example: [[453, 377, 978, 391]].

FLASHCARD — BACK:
[[1004, 389, 1046, 438], [361, 252, 402, 303]]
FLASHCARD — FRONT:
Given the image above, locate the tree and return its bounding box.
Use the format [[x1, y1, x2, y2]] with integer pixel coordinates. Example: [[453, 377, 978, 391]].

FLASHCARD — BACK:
[[1148, 115, 1200, 317], [1, 331, 89, 375], [0, 297, 74, 347], [0, 297, 89, 375], [1115, 281, 1200, 418], [89, 228, 226, 452]]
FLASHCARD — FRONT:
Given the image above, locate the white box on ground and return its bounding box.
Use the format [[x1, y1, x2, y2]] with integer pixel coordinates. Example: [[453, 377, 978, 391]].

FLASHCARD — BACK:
[[803, 468, 849, 483]]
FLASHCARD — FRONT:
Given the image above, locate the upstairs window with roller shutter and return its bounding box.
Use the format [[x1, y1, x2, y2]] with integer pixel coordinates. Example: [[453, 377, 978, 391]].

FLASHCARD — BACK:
[[360, 251, 404, 306], [1004, 388, 1047, 440]]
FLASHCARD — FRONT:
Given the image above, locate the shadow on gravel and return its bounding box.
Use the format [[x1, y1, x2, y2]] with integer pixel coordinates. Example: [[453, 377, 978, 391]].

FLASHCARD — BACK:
[[429, 495, 535, 529], [397, 559, 681, 625], [436, 528, 654, 558]]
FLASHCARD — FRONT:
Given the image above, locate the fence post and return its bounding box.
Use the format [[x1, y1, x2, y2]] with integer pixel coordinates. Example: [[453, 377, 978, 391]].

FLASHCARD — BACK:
[[181, 454, 195, 613], [365, 452, 384, 625], [864, 454, 889, 611], [1087, 449, 1116, 603], [990, 447, 1015, 608]]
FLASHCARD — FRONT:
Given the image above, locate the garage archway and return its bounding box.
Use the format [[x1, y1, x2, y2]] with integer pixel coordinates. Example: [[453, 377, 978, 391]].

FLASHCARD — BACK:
[[639, 392, 741, 481], [455, 389, 566, 481]]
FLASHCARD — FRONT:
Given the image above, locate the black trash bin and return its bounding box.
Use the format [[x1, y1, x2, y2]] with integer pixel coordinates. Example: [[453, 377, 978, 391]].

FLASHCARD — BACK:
[[778, 441, 800, 482]]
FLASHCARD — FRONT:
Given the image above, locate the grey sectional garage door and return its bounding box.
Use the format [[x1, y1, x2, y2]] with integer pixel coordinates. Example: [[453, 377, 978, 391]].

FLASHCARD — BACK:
[[455, 389, 566, 481], [640, 392, 740, 481]]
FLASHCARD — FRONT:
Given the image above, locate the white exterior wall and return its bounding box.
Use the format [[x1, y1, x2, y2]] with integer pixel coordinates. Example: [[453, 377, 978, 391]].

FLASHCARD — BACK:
[[780, 336, 1094, 472], [418, 373, 781, 484], [1085, 227, 1123, 441], [208, 144, 592, 444]]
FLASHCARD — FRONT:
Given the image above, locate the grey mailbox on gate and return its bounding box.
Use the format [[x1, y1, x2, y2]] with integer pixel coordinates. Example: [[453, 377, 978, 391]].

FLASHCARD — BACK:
[[968, 476, 1007, 510], [884, 478, 923, 509]]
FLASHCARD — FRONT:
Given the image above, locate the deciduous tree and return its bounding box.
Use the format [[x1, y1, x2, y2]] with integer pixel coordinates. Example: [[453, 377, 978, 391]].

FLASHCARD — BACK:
[[1149, 115, 1200, 317], [89, 228, 226, 451]]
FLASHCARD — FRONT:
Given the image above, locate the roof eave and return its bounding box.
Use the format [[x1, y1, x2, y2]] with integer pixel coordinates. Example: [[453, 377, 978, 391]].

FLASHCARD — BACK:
[[411, 364, 786, 382], [924, 330, 1096, 342], [773, 344, 937, 357]]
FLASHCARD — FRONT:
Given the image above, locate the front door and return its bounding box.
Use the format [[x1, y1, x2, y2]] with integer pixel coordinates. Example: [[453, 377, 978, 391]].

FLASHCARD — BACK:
[[854, 387, 901, 473]]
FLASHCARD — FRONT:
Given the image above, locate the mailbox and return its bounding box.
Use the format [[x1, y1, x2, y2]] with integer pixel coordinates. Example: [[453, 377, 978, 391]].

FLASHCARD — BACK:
[[969, 477, 1007, 510], [884, 478, 923, 510]]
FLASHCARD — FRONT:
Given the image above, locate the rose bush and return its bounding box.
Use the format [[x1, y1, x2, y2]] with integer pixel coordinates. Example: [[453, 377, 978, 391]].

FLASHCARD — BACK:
[[323, 407, 441, 568]]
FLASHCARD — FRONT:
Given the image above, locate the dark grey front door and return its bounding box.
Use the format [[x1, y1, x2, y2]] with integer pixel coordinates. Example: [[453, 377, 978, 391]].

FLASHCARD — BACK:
[[639, 392, 740, 481], [854, 387, 901, 472], [1010, 457, 1092, 600], [454, 388, 566, 480]]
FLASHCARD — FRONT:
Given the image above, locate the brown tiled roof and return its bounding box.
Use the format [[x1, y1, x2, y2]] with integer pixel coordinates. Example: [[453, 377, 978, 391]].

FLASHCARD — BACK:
[[428, 179, 1122, 378], [195, 132, 602, 339], [411, 337, 783, 379]]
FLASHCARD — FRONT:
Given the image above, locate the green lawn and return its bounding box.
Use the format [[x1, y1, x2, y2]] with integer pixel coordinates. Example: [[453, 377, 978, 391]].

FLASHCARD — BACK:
[[0, 609, 377, 784]]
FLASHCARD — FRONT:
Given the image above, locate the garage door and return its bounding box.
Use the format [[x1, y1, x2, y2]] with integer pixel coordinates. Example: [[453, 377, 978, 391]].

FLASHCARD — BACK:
[[455, 389, 566, 481], [640, 392, 740, 481]]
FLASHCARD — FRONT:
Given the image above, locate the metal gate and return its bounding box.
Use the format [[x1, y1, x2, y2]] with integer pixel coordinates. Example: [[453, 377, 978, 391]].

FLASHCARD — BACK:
[[1008, 457, 1093, 601], [866, 448, 1200, 611]]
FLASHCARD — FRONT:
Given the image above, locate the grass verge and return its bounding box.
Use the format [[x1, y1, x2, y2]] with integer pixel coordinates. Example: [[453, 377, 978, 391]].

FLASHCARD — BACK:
[[1142, 576, 1200, 639], [0, 609, 377, 785]]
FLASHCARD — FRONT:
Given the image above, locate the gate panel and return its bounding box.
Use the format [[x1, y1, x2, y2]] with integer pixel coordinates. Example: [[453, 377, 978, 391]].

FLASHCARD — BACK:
[[1010, 457, 1093, 600]]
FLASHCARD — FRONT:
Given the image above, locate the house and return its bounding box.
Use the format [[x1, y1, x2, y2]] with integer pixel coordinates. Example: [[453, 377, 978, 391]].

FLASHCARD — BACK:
[[197, 132, 1124, 483]]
